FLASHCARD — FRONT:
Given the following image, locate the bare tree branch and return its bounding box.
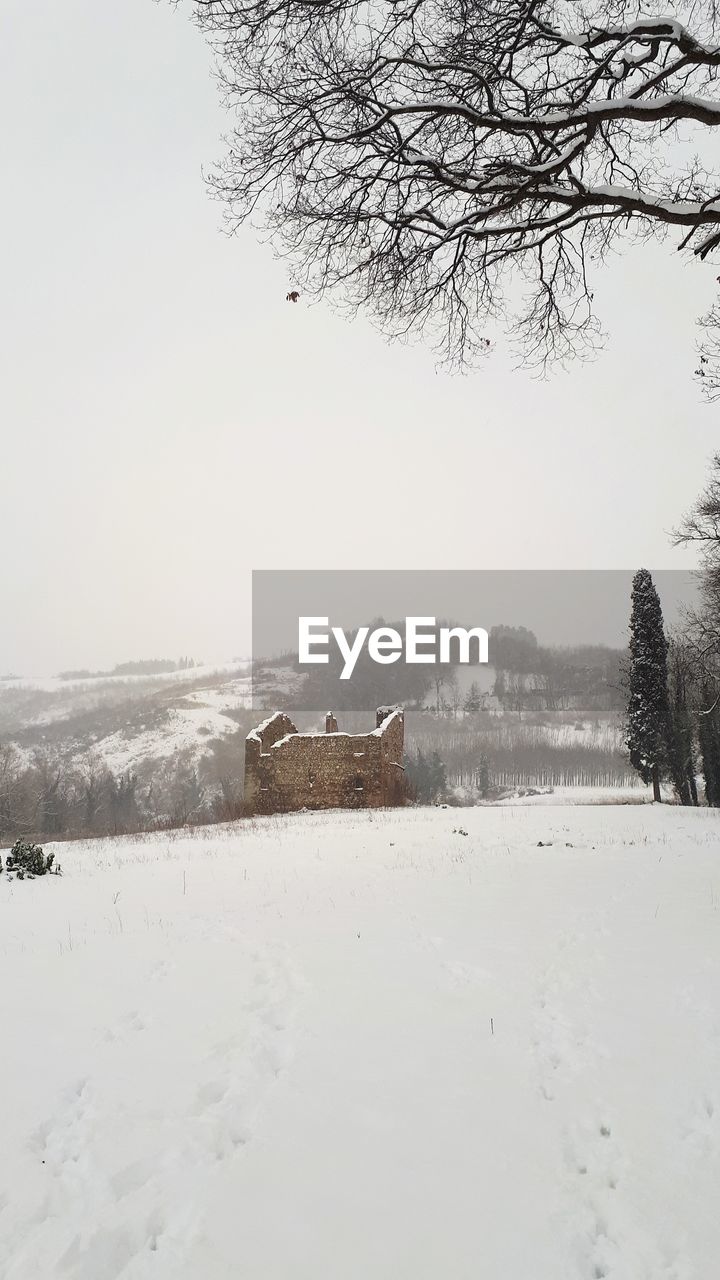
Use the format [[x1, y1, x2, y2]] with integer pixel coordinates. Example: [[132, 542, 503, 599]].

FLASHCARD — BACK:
[[182, 0, 720, 372]]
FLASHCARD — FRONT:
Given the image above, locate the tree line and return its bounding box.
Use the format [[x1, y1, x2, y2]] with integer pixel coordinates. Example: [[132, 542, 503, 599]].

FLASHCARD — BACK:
[[0, 736, 248, 845], [625, 458, 720, 805]]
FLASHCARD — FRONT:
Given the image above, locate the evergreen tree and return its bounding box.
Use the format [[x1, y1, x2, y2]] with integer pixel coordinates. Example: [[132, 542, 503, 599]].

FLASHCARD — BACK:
[[403, 749, 448, 804], [402, 749, 426, 804], [625, 569, 671, 803], [428, 751, 448, 802], [463, 682, 482, 717], [493, 670, 506, 702]]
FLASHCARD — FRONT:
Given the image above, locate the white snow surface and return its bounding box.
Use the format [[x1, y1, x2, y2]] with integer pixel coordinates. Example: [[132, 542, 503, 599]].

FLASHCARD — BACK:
[[0, 663, 250, 696], [2, 803, 720, 1279], [95, 704, 243, 776]]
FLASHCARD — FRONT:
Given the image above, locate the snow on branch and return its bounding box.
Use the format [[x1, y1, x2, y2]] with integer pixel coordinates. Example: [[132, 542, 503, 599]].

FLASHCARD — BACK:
[[190, 0, 720, 377]]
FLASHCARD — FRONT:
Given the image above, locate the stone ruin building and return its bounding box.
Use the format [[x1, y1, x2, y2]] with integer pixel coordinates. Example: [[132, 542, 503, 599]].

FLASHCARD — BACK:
[[244, 706, 405, 815]]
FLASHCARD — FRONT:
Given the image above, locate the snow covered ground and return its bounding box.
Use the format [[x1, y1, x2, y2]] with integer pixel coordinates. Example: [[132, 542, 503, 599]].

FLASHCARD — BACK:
[[496, 783, 653, 805], [94, 700, 247, 776], [1, 804, 719, 1279]]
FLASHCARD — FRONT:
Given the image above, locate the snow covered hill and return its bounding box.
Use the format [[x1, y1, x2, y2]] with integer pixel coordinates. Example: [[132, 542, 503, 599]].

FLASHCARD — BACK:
[[0, 654, 634, 811], [0, 663, 303, 775], [1, 804, 719, 1279]]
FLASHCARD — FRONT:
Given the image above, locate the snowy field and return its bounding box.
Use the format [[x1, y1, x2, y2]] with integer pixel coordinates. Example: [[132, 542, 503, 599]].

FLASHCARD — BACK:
[[1, 805, 719, 1280]]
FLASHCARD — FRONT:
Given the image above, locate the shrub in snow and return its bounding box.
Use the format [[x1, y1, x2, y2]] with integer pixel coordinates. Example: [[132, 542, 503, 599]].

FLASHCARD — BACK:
[[3, 839, 60, 880]]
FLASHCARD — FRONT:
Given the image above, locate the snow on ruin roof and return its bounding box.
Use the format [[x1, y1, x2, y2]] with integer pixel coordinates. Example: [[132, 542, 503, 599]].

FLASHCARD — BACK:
[[249, 706, 403, 752], [246, 710, 294, 745]]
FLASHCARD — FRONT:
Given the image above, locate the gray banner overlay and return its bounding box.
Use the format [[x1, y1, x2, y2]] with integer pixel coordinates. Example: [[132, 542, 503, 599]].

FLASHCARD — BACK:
[[251, 569, 698, 715]]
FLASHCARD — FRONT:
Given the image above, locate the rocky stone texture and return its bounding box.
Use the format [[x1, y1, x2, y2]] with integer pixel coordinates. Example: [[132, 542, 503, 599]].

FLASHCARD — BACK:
[[244, 706, 405, 814]]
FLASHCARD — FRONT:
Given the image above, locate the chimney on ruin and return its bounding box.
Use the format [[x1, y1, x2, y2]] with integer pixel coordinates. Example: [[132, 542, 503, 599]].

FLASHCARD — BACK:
[[376, 705, 397, 728], [325, 712, 338, 734]]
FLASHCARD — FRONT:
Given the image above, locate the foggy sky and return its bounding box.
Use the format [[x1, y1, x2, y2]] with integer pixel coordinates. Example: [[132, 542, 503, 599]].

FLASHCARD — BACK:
[[253, 571, 701, 658], [1, 0, 714, 676]]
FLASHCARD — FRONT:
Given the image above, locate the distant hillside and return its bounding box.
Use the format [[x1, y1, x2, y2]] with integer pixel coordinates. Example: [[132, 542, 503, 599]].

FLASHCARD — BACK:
[[0, 627, 639, 843], [0, 662, 305, 839]]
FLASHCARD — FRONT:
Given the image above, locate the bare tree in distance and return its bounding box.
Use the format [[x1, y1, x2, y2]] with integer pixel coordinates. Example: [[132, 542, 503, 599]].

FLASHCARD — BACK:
[[675, 452, 720, 554], [185, 0, 720, 379], [674, 452, 720, 692]]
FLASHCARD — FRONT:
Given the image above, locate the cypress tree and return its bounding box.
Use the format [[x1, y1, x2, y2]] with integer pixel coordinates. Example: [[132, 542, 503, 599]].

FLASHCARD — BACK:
[[625, 569, 671, 803]]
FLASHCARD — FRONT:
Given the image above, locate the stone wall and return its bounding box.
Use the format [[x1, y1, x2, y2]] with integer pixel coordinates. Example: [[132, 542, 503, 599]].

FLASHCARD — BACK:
[[244, 707, 405, 815]]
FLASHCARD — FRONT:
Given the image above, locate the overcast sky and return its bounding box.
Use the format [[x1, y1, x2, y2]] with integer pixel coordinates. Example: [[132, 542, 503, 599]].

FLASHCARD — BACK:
[[1, 0, 716, 675]]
